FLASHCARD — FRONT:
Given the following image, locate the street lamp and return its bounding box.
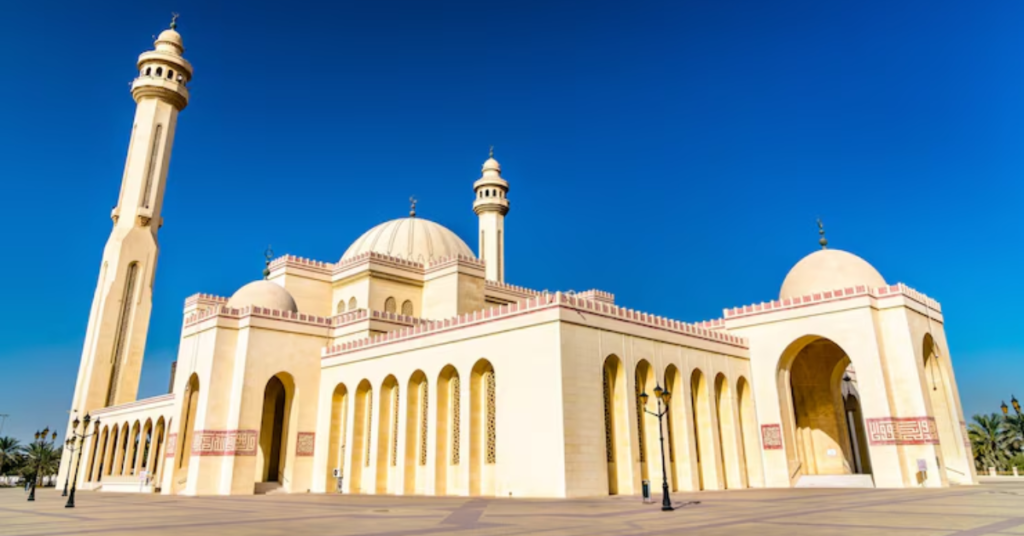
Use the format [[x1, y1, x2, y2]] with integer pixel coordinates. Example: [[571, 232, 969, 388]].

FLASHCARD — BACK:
[[640, 383, 674, 511], [27, 427, 55, 502], [65, 414, 98, 508]]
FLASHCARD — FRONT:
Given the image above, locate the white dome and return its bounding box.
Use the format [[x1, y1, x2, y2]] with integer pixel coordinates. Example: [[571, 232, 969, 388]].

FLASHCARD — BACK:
[[226, 280, 298, 312], [780, 249, 886, 299], [341, 217, 474, 263]]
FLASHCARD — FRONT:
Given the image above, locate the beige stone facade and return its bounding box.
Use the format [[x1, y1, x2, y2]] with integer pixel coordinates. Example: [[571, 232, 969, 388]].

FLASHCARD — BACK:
[[58, 23, 977, 499]]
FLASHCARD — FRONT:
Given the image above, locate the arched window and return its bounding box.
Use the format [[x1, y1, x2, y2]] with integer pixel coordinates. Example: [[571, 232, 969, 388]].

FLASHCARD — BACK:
[[167, 69, 174, 79], [401, 300, 413, 316], [348, 297, 357, 310], [337, 300, 346, 314], [384, 297, 396, 314], [145, 67, 152, 76], [155, 67, 163, 77]]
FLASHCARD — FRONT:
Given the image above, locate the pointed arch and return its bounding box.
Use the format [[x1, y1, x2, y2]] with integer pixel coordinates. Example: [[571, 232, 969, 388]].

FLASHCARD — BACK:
[[376, 375, 400, 494], [435, 365, 460, 495], [404, 370, 428, 494], [90, 425, 109, 482], [116, 422, 130, 476], [690, 368, 715, 489], [603, 354, 631, 494], [350, 379, 372, 493], [664, 364, 685, 492], [174, 373, 200, 493], [327, 383, 349, 492], [634, 360, 659, 485], [923, 334, 962, 474], [470, 359, 496, 496], [258, 373, 294, 484], [714, 373, 741, 488], [736, 376, 764, 487]]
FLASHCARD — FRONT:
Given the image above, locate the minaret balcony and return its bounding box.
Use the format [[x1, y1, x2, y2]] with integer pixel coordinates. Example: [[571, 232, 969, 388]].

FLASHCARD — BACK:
[[131, 77, 189, 110], [473, 198, 510, 215]]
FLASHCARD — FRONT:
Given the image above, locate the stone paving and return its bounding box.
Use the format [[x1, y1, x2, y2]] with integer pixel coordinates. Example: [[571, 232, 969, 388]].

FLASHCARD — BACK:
[[1, 481, 1023, 536]]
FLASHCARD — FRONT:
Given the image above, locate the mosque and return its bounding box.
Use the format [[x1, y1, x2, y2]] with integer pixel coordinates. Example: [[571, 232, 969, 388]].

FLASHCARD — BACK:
[[57, 21, 977, 498]]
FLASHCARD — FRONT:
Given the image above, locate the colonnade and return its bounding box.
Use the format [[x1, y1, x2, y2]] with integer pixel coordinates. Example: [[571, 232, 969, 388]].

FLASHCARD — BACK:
[[83, 417, 170, 488]]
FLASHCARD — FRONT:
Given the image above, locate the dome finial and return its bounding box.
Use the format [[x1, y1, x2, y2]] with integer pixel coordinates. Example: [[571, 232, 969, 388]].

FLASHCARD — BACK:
[[489, 145, 494, 159], [170, 12, 179, 30], [263, 244, 274, 279], [817, 218, 828, 249], [409, 196, 417, 218]]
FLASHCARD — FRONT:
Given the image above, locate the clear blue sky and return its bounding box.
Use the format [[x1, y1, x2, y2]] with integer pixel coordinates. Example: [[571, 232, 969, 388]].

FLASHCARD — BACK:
[[0, 1, 1021, 443]]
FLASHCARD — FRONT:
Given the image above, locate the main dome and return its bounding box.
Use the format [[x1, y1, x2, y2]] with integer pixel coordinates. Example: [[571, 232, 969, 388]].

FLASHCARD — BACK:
[[341, 218, 475, 263], [226, 280, 299, 312], [780, 249, 886, 299]]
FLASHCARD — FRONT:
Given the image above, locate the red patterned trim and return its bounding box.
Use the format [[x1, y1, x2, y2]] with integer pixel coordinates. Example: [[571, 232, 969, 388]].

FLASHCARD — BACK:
[[761, 424, 783, 450], [296, 432, 315, 456], [164, 433, 177, 458], [191, 430, 258, 456], [723, 283, 941, 321], [866, 417, 939, 446]]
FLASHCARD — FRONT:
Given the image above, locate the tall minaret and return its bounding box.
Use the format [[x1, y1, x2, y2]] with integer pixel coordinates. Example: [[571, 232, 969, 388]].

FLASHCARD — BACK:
[[60, 19, 192, 481], [473, 148, 510, 281]]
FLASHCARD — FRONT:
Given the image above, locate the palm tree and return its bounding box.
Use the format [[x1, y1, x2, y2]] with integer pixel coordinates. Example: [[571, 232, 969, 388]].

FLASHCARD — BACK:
[[19, 441, 61, 486], [969, 413, 1013, 471], [0, 436, 21, 477]]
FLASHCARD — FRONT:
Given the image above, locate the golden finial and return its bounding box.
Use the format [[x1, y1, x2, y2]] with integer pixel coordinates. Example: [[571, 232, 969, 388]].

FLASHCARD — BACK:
[[817, 218, 828, 249], [489, 145, 494, 159], [263, 245, 274, 279], [409, 196, 417, 218], [170, 12, 179, 30]]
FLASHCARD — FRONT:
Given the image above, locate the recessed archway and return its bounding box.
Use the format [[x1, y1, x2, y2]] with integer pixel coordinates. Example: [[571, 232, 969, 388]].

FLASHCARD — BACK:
[[923, 334, 961, 477], [778, 336, 871, 480], [634, 360, 659, 485], [376, 375, 400, 494], [690, 368, 716, 489], [715, 373, 741, 489], [736, 377, 763, 487], [257, 374, 293, 485], [326, 383, 349, 492], [350, 379, 372, 493], [602, 355, 631, 495], [404, 370, 428, 495], [174, 374, 200, 493], [470, 359, 496, 496], [435, 365, 460, 496]]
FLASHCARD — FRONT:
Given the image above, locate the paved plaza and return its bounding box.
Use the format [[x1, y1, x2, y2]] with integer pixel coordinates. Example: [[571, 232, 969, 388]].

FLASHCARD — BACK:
[[1, 482, 1023, 536]]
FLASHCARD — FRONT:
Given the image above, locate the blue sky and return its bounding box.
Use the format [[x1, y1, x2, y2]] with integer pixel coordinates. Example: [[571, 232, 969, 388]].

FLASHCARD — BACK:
[[0, 1, 1021, 443]]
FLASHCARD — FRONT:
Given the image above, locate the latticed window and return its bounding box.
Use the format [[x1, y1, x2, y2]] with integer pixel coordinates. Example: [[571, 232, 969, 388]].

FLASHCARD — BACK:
[[451, 376, 461, 465], [384, 297, 397, 313], [635, 375, 646, 463], [391, 387, 400, 466], [364, 392, 373, 467], [419, 382, 429, 466], [402, 300, 413, 316], [603, 367, 614, 463], [485, 371, 496, 464]]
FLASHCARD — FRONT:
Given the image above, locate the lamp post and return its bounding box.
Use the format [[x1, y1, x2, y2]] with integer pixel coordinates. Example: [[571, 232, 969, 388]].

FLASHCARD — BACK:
[[639, 383, 674, 511], [65, 414, 98, 508], [27, 427, 56, 502]]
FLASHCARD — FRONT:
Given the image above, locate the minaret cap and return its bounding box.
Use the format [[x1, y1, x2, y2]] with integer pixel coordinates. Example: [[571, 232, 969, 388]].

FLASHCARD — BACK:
[[155, 14, 184, 55], [482, 146, 501, 173]]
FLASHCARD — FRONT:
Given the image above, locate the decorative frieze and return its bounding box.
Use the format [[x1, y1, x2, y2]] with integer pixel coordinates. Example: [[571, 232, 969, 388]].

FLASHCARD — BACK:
[[866, 417, 939, 446], [296, 432, 315, 457], [190, 430, 258, 456], [761, 424, 783, 450]]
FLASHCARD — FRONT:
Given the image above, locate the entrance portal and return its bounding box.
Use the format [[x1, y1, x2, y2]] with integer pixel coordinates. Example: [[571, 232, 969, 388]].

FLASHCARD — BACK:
[[779, 337, 871, 480], [258, 375, 290, 484]]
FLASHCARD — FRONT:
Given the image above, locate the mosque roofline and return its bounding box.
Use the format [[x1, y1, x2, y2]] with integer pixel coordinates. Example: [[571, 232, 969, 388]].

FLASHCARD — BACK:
[[719, 282, 942, 323]]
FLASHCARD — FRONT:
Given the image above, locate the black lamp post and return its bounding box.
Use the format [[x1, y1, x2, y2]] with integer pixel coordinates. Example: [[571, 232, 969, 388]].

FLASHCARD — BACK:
[[65, 414, 98, 508], [27, 427, 56, 502], [639, 383, 674, 511]]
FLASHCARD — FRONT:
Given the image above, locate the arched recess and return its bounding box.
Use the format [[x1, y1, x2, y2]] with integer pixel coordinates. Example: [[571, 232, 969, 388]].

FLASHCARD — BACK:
[[350, 379, 372, 493], [105, 424, 120, 477], [435, 365, 460, 496], [376, 375, 400, 494], [736, 377, 764, 487], [91, 426, 109, 482], [326, 383, 349, 492], [404, 370, 429, 494], [470, 359, 496, 496], [127, 420, 142, 475], [714, 373, 741, 489], [174, 374, 200, 493], [139, 419, 153, 476], [664, 365, 687, 492], [384, 297, 397, 314], [257, 373, 294, 484], [777, 336, 871, 481], [602, 355, 631, 495], [634, 360, 659, 486], [922, 334, 961, 474], [116, 422, 130, 475], [690, 368, 716, 489], [151, 417, 166, 485]]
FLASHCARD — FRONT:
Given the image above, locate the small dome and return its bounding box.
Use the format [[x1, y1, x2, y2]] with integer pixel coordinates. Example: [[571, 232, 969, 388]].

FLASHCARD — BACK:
[[780, 249, 886, 299], [341, 217, 474, 263], [155, 29, 184, 53], [226, 280, 298, 312], [482, 157, 501, 172]]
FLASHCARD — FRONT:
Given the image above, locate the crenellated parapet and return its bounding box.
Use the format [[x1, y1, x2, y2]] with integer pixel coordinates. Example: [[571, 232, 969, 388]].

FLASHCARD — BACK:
[[333, 251, 425, 275], [323, 291, 747, 358], [184, 304, 333, 329], [426, 254, 486, 273], [722, 283, 942, 321], [268, 254, 335, 277], [578, 289, 615, 304]]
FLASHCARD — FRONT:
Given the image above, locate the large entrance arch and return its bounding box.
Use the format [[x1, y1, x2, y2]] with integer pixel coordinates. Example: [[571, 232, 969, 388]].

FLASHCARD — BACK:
[[257, 374, 293, 486], [923, 334, 963, 478], [173, 374, 200, 494], [778, 337, 871, 481], [602, 355, 631, 495]]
